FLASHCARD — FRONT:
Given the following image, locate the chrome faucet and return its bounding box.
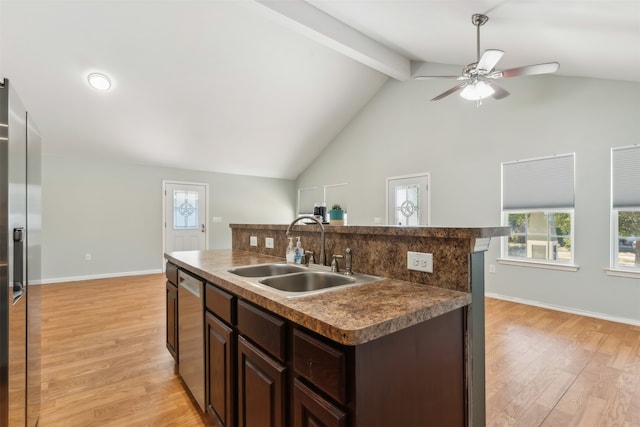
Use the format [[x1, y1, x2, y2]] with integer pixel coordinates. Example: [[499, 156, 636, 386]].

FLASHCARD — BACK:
[[286, 216, 326, 266]]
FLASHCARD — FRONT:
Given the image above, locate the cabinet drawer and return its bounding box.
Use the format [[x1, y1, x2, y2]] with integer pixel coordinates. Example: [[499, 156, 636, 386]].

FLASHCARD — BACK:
[[237, 300, 286, 362], [293, 329, 347, 405], [166, 262, 178, 285], [293, 378, 346, 427], [206, 283, 235, 325]]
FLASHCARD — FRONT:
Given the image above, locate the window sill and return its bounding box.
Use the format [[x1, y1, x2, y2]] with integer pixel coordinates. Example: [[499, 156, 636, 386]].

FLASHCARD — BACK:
[[497, 258, 579, 272], [605, 268, 640, 279]]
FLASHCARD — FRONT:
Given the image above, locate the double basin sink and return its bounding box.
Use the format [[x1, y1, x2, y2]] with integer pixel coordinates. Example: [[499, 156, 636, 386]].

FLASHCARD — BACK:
[[228, 262, 382, 297]]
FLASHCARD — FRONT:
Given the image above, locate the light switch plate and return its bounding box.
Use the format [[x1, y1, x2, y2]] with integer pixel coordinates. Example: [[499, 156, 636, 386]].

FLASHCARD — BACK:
[[265, 237, 274, 249], [407, 251, 433, 273], [250, 236, 258, 247]]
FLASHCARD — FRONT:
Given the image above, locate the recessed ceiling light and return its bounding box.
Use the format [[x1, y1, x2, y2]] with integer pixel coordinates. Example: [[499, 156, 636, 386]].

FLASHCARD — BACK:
[[87, 73, 111, 91]]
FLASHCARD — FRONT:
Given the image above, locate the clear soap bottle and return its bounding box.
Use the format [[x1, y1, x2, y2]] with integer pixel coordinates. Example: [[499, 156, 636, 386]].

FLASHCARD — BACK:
[[286, 237, 295, 263], [294, 236, 304, 264]]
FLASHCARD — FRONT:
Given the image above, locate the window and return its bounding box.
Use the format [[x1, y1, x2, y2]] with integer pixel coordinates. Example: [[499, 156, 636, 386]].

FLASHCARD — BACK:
[[611, 145, 640, 272], [173, 190, 199, 230], [394, 183, 420, 226], [501, 154, 575, 267]]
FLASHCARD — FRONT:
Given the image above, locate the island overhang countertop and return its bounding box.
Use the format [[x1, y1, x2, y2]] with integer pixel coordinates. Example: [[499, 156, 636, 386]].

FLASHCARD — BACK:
[[164, 249, 471, 345]]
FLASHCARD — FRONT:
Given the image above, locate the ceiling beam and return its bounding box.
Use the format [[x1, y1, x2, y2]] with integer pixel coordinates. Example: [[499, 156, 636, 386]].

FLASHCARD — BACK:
[[247, 0, 411, 81]]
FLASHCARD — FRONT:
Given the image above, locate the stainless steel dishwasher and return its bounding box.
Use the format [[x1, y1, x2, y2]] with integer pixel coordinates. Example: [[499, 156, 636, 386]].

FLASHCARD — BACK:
[[178, 270, 205, 412]]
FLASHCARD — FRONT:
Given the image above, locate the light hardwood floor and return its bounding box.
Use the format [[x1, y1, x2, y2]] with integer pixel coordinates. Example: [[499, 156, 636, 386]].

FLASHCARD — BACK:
[[38, 274, 206, 426], [486, 297, 640, 426], [37, 274, 640, 426]]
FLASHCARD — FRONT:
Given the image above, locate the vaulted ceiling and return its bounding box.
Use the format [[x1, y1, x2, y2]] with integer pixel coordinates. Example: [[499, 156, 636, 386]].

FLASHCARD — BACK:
[[1, 1, 638, 179]]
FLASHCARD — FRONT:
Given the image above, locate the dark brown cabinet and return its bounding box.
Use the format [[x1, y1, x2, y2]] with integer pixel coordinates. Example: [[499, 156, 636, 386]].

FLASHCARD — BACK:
[[166, 282, 178, 361], [238, 336, 287, 427], [292, 329, 347, 405], [237, 300, 288, 427], [169, 267, 466, 427], [165, 262, 179, 362], [293, 379, 346, 427], [206, 312, 235, 427], [205, 283, 237, 427]]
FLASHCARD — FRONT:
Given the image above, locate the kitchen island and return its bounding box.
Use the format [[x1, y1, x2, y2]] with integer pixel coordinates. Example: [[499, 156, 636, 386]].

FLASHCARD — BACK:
[[166, 249, 470, 345], [165, 225, 509, 426]]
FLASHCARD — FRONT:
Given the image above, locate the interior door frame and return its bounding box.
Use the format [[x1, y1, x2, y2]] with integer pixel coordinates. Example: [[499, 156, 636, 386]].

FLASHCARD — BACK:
[[162, 180, 209, 271], [386, 172, 431, 226]]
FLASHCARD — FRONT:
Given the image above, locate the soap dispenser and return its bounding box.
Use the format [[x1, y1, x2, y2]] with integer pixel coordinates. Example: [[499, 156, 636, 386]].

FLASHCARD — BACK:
[[294, 237, 304, 264], [286, 238, 295, 263]]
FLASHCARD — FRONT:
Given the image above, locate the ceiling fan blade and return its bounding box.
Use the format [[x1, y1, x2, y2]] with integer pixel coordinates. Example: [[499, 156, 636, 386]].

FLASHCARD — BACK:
[[476, 49, 504, 73], [489, 62, 560, 79], [431, 82, 467, 101], [485, 80, 510, 99], [414, 75, 468, 80]]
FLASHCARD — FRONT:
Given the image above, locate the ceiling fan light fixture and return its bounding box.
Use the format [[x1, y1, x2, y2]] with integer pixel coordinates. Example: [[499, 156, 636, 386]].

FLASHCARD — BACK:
[[460, 81, 494, 101], [416, 13, 559, 102], [87, 73, 112, 91]]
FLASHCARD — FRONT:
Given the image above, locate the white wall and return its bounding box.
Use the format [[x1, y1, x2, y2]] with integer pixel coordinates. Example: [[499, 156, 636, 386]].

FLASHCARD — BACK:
[[296, 74, 640, 323], [42, 155, 295, 282]]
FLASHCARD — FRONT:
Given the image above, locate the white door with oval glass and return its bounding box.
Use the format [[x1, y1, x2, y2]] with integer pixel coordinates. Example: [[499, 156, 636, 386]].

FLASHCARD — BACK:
[[164, 182, 208, 253], [386, 173, 430, 226]]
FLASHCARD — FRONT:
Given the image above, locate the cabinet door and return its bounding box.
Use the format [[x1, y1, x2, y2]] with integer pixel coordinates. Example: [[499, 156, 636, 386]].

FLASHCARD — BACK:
[[206, 312, 235, 427], [293, 379, 346, 427], [238, 336, 287, 427], [166, 281, 178, 361]]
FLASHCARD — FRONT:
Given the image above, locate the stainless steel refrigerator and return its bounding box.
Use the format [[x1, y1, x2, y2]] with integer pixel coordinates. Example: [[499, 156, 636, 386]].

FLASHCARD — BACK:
[[0, 78, 42, 427]]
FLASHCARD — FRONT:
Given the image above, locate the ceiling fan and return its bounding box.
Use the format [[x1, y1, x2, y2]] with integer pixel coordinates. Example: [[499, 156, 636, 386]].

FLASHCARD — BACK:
[[415, 14, 559, 102]]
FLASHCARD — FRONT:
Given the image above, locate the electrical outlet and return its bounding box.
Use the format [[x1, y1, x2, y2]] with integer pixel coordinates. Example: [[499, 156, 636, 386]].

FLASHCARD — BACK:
[[407, 251, 433, 273], [85, 253, 92, 261], [250, 236, 258, 246], [265, 237, 274, 249], [374, 217, 382, 224], [489, 264, 496, 274]]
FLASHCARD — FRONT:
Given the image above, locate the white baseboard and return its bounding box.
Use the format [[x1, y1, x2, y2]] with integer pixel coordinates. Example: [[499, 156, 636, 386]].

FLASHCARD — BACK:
[[36, 269, 163, 285], [485, 292, 640, 327]]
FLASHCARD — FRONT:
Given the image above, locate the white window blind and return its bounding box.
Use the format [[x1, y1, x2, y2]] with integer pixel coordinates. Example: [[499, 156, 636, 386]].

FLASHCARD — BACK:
[[297, 187, 318, 215], [612, 145, 640, 209], [324, 183, 348, 210], [502, 153, 575, 211]]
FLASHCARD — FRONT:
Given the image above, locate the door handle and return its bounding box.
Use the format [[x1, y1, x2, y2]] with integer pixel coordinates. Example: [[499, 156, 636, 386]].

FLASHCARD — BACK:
[[13, 227, 25, 304], [201, 224, 205, 233]]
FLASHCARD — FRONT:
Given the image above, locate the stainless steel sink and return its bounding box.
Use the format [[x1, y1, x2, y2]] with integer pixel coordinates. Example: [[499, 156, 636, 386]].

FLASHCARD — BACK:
[[228, 263, 307, 277], [259, 271, 355, 292], [227, 262, 383, 298]]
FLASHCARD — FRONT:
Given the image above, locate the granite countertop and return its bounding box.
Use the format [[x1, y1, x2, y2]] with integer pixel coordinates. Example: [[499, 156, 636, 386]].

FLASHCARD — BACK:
[[165, 249, 471, 346]]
